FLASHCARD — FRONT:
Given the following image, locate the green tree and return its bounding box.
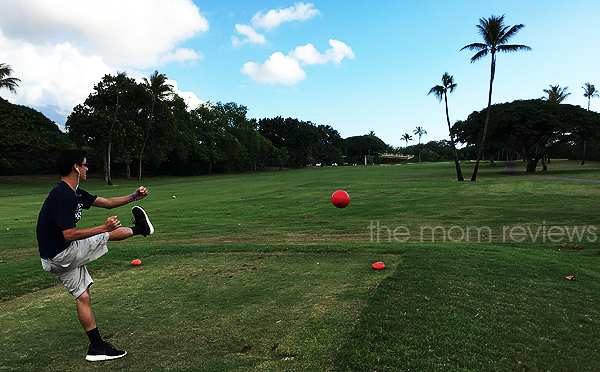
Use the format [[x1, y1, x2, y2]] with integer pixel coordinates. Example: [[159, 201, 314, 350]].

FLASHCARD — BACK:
[[0, 63, 20, 94], [428, 72, 464, 181], [583, 83, 599, 111], [191, 102, 251, 173], [580, 83, 599, 165], [401, 133, 412, 147], [139, 70, 174, 180], [67, 73, 143, 181], [258, 117, 320, 166], [454, 100, 600, 172], [345, 134, 389, 165], [105, 72, 129, 185], [413, 126, 427, 144], [542, 85, 570, 103], [0, 98, 72, 175], [461, 14, 531, 181], [314, 125, 344, 165]]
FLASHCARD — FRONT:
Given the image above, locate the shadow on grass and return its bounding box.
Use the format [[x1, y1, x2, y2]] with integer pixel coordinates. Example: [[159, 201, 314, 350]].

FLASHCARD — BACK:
[[334, 244, 600, 371]]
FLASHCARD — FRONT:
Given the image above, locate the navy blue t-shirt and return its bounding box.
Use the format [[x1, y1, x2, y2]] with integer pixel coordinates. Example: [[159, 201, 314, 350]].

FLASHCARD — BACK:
[[37, 181, 97, 259]]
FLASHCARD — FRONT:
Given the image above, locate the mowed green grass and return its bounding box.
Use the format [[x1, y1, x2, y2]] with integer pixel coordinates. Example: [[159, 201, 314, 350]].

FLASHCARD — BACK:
[[1, 160, 600, 371]]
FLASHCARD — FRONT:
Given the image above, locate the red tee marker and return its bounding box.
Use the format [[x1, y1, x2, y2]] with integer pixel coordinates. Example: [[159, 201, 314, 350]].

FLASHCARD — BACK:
[[372, 261, 385, 270]]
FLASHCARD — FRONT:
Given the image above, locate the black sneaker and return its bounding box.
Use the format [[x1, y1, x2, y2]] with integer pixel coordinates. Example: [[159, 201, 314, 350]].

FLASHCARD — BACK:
[[85, 341, 127, 361], [132, 206, 154, 236]]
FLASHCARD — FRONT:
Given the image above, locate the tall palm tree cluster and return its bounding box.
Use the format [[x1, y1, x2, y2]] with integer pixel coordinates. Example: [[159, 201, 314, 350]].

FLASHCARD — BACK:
[[460, 14, 532, 181], [428, 73, 463, 181], [423, 15, 531, 181], [426, 15, 598, 179]]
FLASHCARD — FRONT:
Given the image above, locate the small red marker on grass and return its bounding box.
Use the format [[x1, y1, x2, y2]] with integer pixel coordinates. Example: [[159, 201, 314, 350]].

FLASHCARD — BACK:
[[372, 261, 385, 270]]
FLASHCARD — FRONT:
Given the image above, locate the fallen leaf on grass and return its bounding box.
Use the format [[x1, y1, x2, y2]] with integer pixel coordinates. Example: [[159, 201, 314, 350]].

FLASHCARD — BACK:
[[239, 345, 252, 354]]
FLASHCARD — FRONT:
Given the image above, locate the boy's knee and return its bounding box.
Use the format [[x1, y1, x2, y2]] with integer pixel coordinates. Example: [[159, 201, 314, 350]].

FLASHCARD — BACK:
[[76, 287, 91, 302]]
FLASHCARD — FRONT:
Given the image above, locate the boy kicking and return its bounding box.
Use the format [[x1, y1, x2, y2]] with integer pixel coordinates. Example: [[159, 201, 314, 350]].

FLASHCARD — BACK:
[[36, 149, 154, 361]]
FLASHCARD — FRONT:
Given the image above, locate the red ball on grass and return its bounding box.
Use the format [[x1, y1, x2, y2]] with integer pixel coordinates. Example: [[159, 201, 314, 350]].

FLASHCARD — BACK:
[[331, 190, 350, 208]]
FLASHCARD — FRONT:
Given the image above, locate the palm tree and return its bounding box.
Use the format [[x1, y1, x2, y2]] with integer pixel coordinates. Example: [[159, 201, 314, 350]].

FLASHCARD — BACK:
[[367, 130, 376, 156], [138, 70, 174, 181], [461, 14, 531, 181], [413, 126, 427, 144], [429, 72, 464, 181], [0, 63, 21, 94], [580, 83, 599, 165], [106, 72, 128, 186], [583, 83, 598, 111], [542, 85, 570, 103], [401, 133, 412, 147]]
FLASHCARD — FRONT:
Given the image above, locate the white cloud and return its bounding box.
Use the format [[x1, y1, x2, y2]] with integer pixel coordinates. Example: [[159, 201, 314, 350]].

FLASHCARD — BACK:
[[166, 79, 204, 110], [231, 24, 266, 47], [252, 2, 320, 30], [242, 40, 354, 85], [291, 40, 355, 65], [324, 40, 356, 64], [241, 52, 306, 85], [233, 4, 353, 85], [0, 34, 110, 110], [0, 0, 208, 67], [160, 48, 204, 65], [290, 44, 326, 64], [232, 2, 320, 46], [0, 0, 208, 119]]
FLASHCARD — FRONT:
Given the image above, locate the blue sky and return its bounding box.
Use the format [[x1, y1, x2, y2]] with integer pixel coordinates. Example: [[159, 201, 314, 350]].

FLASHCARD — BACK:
[[0, 0, 598, 147]]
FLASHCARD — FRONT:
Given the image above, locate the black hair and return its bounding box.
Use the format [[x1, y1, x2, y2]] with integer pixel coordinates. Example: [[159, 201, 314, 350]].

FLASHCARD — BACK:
[[56, 149, 88, 177]]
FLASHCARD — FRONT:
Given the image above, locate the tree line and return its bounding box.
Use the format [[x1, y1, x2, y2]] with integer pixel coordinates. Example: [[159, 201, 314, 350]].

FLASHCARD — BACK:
[[66, 71, 395, 181], [0, 68, 400, 177]]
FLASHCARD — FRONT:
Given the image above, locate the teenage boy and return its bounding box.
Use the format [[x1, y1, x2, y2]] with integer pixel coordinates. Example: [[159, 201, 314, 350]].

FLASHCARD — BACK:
[[37, 149, 154, 361]]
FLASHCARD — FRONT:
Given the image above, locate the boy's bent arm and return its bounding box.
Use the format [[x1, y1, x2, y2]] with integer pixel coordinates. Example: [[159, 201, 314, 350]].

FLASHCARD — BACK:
[[63, 216, 120, 242]]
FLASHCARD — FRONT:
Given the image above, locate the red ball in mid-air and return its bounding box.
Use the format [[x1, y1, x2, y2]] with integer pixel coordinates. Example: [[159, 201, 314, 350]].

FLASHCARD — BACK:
[[331, 190, 350, 208]]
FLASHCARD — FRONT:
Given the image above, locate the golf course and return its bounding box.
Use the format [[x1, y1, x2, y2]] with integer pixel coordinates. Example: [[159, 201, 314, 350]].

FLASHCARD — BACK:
[[2, 160, 600, 371]]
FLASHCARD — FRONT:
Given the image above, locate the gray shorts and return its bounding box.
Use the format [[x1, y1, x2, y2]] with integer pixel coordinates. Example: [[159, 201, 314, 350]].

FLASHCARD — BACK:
[[41, 233, 109, 299]]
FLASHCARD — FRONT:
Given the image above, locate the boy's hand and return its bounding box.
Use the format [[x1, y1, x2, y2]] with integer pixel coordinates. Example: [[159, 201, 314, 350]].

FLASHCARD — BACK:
[[104, 216, 121, 232], [133, 186, 149, 200]]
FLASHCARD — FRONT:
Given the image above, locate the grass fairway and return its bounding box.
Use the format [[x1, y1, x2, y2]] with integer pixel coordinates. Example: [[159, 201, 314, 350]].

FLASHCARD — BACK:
[[1, 160, 600, 371]]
